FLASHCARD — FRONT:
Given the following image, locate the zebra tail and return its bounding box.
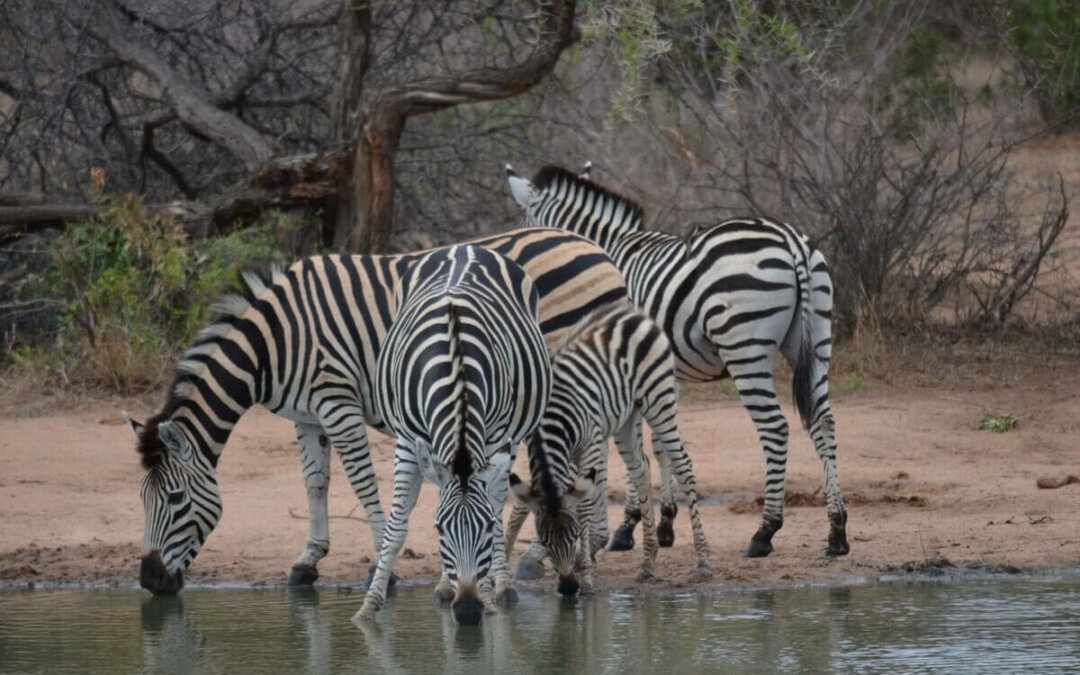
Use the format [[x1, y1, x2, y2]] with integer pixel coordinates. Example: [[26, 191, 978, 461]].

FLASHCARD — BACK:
[[791, 242, 815, 431], [447, 303, 473, 485]]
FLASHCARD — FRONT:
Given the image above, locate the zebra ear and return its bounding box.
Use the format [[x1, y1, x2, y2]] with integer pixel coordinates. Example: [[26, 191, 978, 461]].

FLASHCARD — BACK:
[[579, 161, 592, 180], [509, 473, 541, 513], [123, 411, 145, 440], [506, 170, 537, 208], [157, 420, 193, 464], [565, 469, 597, 507]]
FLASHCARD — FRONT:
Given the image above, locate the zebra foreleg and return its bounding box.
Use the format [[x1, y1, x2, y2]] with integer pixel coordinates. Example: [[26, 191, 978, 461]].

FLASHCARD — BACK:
[[575, 498, 596, 594], [354, 444, 422, 624], [486, 461, 519, 607], [614, 419, 658, 579], [654, 444, 678, 548], [505, 503, 548, 580], [319, 408, 395, 589], [610, 420, 644, 552], [579, 443, 612, 556], [289, 423, 332, 586], [656, 432, 712, 578]]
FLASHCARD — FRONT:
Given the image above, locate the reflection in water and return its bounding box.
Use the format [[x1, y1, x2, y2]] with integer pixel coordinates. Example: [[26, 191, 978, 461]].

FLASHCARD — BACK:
[[1, 576, 1079, 674]]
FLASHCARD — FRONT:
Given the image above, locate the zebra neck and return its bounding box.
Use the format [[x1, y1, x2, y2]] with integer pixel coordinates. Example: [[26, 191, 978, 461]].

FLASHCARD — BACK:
[[165, 402, 241, 468], [538, 404, 589, 488], [169, 346, 259, 465]]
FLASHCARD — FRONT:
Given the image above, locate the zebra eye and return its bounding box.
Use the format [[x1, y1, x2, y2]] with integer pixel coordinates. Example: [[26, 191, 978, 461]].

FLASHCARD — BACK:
[[167, 491, 185, 505]]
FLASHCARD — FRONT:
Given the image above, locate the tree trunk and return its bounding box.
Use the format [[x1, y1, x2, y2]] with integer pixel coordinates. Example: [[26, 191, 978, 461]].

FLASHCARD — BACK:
[[333, 110, 404, 253]]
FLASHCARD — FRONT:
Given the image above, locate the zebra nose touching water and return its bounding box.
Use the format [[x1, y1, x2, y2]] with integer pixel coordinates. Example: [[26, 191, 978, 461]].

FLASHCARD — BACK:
[[355, 245, 553, 626]]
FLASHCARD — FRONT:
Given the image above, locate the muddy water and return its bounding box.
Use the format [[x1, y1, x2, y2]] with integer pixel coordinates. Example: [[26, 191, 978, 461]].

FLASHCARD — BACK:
[[1, 576, 1078, 674]]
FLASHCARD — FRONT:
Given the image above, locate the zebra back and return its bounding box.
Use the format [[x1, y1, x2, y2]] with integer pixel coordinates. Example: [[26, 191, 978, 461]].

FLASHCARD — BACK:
[[376, 245, 551, 472]]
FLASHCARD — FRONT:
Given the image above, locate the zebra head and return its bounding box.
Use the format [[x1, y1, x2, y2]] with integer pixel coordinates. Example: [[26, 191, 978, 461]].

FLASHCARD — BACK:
[[433, 467, 498, 625], [509, 468, 597, 596], [126, 412, 222, 595]]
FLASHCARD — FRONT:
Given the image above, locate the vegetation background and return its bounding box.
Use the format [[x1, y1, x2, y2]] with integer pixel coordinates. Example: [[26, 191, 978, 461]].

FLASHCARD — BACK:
[[0, 0, 1077, 393]]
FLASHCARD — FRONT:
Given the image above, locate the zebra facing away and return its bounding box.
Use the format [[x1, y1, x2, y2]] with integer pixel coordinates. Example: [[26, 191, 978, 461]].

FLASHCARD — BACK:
[[357, 245, 551, 625], [505, 164, 850, 559], [125, 227, 628, 596], [505, 302, 712, 595]]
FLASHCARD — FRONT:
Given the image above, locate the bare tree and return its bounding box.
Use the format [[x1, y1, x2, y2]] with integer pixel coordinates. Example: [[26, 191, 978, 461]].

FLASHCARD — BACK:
[[0, 0, 579, 252]]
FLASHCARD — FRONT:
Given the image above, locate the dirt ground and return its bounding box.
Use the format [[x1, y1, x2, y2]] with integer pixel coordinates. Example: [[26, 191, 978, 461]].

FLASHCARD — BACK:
[[1, 348, 1078, 593]]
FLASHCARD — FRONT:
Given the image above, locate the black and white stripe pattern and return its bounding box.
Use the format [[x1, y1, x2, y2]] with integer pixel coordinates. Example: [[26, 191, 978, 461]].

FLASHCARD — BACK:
[[358, 245, 551, 625], [126, 227, 628, 596], [505, 302, 711, 594], [507, 165, 849, 558]]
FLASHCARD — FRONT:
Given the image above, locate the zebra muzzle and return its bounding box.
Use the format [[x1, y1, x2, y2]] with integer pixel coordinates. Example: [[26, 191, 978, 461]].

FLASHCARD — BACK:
[[140, 551, 184, 595], [557, 574, 580, 597], [451, 584, 485, 626]]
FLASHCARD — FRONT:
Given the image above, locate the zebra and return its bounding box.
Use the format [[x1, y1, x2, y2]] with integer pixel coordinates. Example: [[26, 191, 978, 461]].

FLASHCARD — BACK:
[[505, 164, 850, 559], [126, 227, 628, 596], [505, 302, 711, 595], [356, 245, 551, 625]]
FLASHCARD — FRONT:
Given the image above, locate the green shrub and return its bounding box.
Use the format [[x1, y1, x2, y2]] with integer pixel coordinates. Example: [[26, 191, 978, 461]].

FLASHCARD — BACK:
[[1006, 0, 1080, 130], [45, 195, 285, 392], [976, 413, 1020, 433]]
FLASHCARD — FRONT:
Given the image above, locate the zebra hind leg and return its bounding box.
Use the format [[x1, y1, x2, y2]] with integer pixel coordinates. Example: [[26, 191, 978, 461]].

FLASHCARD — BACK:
[[289, 423, 332, 586], [726, 355, 788, 558]]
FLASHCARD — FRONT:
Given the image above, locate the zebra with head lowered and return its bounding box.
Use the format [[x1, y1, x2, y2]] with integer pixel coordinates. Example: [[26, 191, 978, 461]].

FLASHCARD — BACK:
[[505, 164, 849, 559], [126, 227, 628, 596], [356, 245, 551, 625], [506, 301, 712, 594]]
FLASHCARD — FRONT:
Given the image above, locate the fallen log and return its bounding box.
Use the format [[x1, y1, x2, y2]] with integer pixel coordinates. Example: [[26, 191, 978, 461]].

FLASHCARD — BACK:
[[0, 152, 343, 243]]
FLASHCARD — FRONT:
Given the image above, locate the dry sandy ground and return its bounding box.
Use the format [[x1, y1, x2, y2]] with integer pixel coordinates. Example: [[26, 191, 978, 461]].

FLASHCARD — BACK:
[[1, 360, 1078, 593]]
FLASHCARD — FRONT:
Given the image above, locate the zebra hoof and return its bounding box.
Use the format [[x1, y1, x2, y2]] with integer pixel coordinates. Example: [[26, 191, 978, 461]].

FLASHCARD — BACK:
[[657, 521, 675, 548], [635, 567, 655, 582], [495, 587, 519, 607], [607, 526, 636, 552], [744, 537, 774, 558], [432, 585, 455, 606], [288, 564, 319, 587], [826, 533, 850, 557], [515, 558, 546, 581], [695, 565, 714, 580]]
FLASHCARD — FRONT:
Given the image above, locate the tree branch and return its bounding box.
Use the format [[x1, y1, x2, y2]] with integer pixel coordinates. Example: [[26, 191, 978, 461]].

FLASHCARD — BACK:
[[374, 0, 579, 120], [80, 1, 274, 170]]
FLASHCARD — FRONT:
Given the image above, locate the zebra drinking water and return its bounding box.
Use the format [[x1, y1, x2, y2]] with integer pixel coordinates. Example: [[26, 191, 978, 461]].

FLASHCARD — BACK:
[[126, 228, 628, 596], [356, 245, 551, 625], [505, 164, 849, 559], [505, 302, 711, 594]]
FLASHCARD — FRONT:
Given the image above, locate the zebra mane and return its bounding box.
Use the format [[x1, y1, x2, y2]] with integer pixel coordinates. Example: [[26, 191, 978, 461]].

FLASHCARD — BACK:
[[446, 303, 473, 487], [527, 432, 564, 517], [136, 264, 284, 470], [531, 165, 646, 232]]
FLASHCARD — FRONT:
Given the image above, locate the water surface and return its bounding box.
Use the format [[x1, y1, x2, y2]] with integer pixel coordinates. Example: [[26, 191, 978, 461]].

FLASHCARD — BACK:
[[2, 576, 1078, 674]]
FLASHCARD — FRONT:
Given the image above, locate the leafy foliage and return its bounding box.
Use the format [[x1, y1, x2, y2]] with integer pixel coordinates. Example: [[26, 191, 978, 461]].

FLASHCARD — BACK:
[[976, 413, 1020, 433], [1005, 0, 1080, 130], [42, 197, 284, 392]]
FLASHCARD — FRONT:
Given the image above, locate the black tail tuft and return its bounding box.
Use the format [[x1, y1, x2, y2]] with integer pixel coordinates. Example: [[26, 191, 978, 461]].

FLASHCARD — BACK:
[[790, 240, 815, 430], [792, 333, 815, 430]]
